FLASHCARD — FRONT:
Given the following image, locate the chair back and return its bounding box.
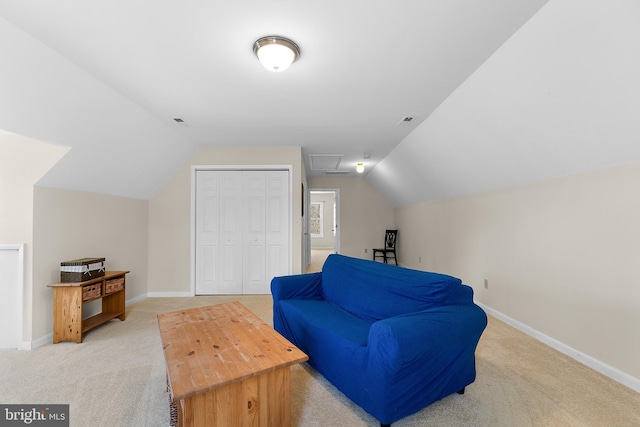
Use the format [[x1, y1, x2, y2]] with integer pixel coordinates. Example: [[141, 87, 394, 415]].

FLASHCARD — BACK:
[[384, 230, 398, 249]]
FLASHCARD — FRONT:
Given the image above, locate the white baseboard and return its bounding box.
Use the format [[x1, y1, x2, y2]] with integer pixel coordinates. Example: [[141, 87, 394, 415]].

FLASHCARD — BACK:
[[36, 291, 640, 395], [127, 291, 193, 304], [477, 302, 640, 393], [31, 333, 53, 350], [28, 293, 174, 350], [126, 293, 148, 305], [145, 291, 194, 298]]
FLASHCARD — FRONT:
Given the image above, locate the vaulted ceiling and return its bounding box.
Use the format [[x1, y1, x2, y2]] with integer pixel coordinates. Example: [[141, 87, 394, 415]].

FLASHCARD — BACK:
[[1, 1, 639, 206], [369, 0, 640, 205]]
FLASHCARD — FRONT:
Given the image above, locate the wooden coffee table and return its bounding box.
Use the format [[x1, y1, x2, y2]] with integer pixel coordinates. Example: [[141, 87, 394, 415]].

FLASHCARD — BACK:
[[158, 301, 308, 427]]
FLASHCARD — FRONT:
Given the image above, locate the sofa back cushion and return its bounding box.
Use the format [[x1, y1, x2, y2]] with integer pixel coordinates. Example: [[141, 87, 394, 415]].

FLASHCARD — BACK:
[[321, 254, 463, 321]]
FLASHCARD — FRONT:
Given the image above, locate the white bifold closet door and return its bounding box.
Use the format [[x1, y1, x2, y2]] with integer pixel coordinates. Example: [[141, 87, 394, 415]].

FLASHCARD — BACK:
[[195, 170, 289, 295]]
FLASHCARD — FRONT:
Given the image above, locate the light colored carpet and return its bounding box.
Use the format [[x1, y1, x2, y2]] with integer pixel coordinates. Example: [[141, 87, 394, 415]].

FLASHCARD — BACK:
[[307, 249, 334, 273], [1, 295, 639, 427]]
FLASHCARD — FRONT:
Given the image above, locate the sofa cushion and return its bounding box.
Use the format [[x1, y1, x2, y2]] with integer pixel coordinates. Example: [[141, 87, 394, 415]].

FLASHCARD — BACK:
[[321, 254, 462, 322], [277, 299, 372, 346]]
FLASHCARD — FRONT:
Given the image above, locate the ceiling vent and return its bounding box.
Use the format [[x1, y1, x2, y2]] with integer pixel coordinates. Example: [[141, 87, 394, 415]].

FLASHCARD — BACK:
[[397, 116, 416, 126], [324, 170, 350, 175], [309, 154, 343, 171]]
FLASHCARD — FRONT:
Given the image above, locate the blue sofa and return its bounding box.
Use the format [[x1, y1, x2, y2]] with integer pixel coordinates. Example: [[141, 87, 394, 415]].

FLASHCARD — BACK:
[[271, 254, 487, 426]]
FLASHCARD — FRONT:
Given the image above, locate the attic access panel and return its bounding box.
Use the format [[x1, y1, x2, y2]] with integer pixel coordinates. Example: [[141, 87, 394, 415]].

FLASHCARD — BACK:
[[309, 154, 343, 171]]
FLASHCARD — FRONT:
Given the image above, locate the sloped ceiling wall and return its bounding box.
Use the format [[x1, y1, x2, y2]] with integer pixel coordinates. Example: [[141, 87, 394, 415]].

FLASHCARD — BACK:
[[0, 15, 199, 200], [0, 0, 550, 190], [368, 0, 640, 206], [2, 1, 638, 204]]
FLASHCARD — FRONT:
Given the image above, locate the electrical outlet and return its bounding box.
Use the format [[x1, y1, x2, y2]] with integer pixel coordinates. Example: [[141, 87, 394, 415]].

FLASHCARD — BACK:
[[364, 248, 368, 254], [419, 256, 422, 263], [484, 279, 489, 289]]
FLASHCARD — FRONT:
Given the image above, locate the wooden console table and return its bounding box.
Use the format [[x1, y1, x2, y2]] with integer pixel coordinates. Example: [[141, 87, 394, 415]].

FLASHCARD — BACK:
[[158, 301, 308, 427], [48, 270, 129, 344]]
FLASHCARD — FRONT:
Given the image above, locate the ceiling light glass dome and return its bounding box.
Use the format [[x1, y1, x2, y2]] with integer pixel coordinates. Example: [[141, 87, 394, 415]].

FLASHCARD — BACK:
[[253, 36, 300, 72]]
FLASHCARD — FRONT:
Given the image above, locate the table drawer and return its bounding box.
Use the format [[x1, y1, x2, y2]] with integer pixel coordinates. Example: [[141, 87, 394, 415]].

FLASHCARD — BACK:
[[105, 277, 125, 294], [82, 283, 102, 302]]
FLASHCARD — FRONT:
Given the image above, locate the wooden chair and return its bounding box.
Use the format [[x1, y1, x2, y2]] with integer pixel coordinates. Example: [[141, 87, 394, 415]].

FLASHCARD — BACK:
[[372, 230, 398, 265]]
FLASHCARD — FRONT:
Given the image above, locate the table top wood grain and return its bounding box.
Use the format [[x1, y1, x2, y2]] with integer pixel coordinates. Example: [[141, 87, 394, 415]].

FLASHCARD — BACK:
[[158, 301, 308, 401]]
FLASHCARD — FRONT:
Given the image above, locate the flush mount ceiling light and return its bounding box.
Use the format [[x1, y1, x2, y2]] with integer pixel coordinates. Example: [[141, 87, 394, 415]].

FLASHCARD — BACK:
[[253, 36, 300, 72], [356, 162, 365, 173]]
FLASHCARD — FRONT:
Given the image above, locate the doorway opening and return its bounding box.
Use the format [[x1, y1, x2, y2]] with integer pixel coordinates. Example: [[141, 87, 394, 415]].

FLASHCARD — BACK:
[[307, 190, 339, 272]]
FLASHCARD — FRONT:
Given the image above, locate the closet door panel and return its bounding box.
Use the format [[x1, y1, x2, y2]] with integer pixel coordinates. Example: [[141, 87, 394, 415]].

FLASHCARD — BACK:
[[196, 169, 290, 295], [219, 174, 243, 294], [266, 171, 290, 283], [244, 172, 266, 294], [195, 173, 220, 294]]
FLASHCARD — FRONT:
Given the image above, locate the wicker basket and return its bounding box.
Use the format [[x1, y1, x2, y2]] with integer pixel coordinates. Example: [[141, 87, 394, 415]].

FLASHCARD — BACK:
[[169, 398, 178, 427], [167, 378, 178, 427], [60, 258, 105, 282], [82, 283, 102, 302], [105, 277, 125, 294]]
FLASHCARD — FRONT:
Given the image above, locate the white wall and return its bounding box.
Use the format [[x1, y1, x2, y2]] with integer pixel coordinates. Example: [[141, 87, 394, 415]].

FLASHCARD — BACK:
[[396, 162, 640, 386], [147, 146, 304, 294], [308, 177, 395, 260], [32, 187, 148, 342], [0, 134, 68, 344]]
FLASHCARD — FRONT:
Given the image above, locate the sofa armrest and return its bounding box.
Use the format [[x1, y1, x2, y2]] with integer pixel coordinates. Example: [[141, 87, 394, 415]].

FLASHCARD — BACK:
[[271, 272, 323, 302], [271, 272, 324, 336], [368, 304, 487, 371], [362, 304, 487, 422]]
